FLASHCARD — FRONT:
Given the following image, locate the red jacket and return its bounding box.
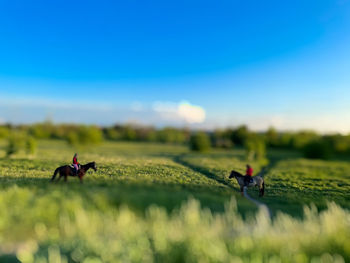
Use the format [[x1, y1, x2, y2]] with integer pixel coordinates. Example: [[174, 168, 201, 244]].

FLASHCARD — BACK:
[[73, 156, 79, 165], [246, 167, 253, 176]]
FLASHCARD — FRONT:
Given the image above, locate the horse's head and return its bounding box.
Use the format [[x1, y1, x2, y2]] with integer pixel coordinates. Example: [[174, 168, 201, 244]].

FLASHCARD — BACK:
[[87, 162, 97, 172], [92, 162, 97, 172], [229, 170, 242, 179]]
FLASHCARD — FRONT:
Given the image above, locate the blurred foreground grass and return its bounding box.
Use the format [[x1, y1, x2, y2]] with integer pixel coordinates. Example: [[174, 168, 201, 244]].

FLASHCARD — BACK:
[[0, 190, 349, 262]]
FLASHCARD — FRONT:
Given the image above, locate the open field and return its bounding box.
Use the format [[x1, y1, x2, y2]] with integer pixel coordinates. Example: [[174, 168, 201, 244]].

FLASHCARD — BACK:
[[0, 140, 349, 262], [180, 150, 350, 217]]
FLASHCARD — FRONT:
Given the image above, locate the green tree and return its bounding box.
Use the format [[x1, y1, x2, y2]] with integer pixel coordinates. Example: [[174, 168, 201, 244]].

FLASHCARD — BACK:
[[244, 135, 266, 161], [29, 123, 53, 139], [66, 126, 103, 146], [26, 136, 38, 155], [122, 126, 137, 141], [291, 130, 319, 149], [158, 128, 187, 144], [265, 127, 279, 147], [303, 140, 332, 160], [230, 125, 250, 146], [105, 128, 122, 141], [78, 126, 103, 144], [211, 129, 233, 148], [190, 132, 211, 152], [0, 126, 10, 138], [6, 132, 26, 157]]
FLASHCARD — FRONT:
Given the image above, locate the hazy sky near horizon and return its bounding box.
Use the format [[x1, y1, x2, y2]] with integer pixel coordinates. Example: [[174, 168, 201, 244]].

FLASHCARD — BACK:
[[1, 0, 350, 132]]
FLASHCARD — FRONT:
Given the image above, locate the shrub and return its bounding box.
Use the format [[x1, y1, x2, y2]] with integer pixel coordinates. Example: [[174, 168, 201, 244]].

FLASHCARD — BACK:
[[0, 126, 10, 138], [303, 140, 332, 160], [66, 126, 103, 146], [291, 130, 319, 149], [67, 131, 79, 145], [105, 128, 122, 141], [244, 135, 266, 161], [323, 134, 350, 154], [190, 132, 211, 152], [6, 136, 19, 157], [145, 129, 157, 141], [6, 132, 26, 157], [230, 125, 250, 146], [265, 127, 279, 147], [29, 123, 53, 139], [122, 126, 137, 141], [26, 136, 38, 155], [211, 129, 233, 148], [78, 126, 103, 144], [158, 128, 188, 144]]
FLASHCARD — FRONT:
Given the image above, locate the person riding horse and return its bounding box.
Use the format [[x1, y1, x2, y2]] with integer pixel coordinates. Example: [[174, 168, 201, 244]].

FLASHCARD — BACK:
[[229, 167, 265, 196], [51, 153, 96, 183], [73, 153, 80, 176], [244, 164, 253, 186]]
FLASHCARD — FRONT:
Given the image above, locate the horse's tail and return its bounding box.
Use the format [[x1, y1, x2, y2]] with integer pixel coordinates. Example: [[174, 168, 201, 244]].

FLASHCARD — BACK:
[[51, 168, 60, 181], [261, 181, 265, 196]]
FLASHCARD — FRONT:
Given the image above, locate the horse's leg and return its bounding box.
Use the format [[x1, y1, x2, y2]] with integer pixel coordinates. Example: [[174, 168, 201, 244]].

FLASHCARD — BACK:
[[258, 182, 262, 196], [57, 173, 63, 182], [260, 182, 265, 197], [78, 175, 83, 184], [240, 186, 244, 196], [64, 175, 68, 182]]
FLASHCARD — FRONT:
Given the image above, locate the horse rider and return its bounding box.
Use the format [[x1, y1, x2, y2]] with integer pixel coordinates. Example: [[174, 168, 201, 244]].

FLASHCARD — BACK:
[[244, 164, 253, 186], [73, 153, 80, 176]]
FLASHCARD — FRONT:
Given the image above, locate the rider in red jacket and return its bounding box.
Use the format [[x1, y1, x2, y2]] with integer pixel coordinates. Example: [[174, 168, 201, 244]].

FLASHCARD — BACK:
[[244, 164, 253, 186], [73, 153, 80, 176]]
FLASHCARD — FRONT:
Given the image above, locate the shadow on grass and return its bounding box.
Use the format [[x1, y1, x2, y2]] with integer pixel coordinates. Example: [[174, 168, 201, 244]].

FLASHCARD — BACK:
[[0, 175, 259, 217], [173, 155, 236, 190], [173, 150, 312, 218], [0, 255, 20, 263]]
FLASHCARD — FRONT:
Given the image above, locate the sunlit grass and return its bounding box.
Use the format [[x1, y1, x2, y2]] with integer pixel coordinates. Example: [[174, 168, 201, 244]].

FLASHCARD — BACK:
[[0, 140, 350, 261], [0, 140, 257, 216]]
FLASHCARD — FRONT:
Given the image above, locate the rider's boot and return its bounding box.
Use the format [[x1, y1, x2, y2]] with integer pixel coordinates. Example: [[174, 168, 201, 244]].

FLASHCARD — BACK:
[[244, 177, 249, 187]]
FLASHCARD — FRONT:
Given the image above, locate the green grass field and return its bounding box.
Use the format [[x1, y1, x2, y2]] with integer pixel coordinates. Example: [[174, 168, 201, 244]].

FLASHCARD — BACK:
[[0, 140, 349, 262]]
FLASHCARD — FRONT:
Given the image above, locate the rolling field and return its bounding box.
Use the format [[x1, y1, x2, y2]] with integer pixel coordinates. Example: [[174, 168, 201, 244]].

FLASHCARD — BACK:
[[0, 140, 349, 262]]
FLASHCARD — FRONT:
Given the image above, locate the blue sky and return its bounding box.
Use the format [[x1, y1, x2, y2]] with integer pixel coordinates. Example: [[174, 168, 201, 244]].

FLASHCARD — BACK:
[[1, 0, 350, 132]]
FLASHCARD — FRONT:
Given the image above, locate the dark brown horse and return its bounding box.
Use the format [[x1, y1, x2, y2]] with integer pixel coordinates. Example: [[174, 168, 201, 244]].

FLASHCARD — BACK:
[[51, 162, 97, 183]]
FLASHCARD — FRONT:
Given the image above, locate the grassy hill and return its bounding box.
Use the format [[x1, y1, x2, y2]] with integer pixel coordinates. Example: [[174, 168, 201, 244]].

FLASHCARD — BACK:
[[0, 140, 349, 262]]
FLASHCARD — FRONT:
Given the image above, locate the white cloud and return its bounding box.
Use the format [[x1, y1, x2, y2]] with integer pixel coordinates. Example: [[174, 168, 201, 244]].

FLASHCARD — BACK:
[[178, 101, 206, 123], [152, 101, 206, 124]]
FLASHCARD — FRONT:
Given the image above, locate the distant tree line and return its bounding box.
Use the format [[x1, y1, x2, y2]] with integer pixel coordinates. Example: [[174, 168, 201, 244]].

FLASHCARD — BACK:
[[1, 123, 349, 159], [211, 126, 350, 159]]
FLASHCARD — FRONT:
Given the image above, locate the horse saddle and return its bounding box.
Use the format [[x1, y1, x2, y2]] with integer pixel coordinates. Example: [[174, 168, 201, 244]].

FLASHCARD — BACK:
[[245, 176, 253, 185], [69, 164, 81, 169]]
